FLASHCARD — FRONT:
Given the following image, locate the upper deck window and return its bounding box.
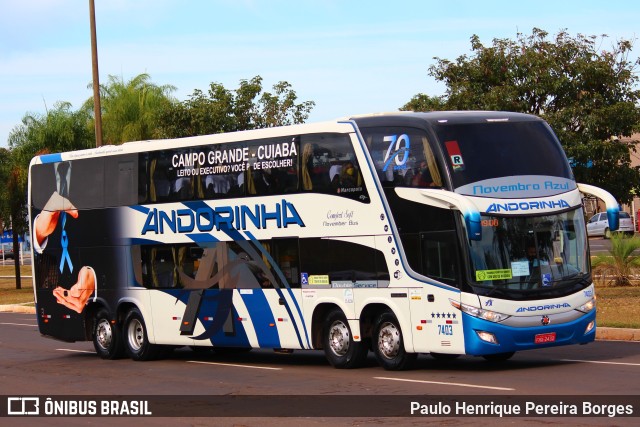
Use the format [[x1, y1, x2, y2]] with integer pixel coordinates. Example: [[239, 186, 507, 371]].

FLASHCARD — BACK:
[[432, 121, 573, 189], [360, 127, 444, 189]]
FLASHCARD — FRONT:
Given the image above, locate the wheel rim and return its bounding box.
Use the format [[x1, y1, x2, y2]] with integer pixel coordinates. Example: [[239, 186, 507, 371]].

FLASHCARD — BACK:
[[328, 320, 350, 356], [377, 321, 401, 359], [127, 318, 144, 352], [95, 319, 112, 350]]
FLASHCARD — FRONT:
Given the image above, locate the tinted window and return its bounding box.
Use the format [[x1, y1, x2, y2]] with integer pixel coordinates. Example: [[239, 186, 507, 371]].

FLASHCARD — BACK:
[[299, 238, 389, 287], [138, 239, 301, 289], [31, 159, 104, 210], [432, 121, 573, 189], [299, 133, 369, 202], [138, 133, 368, 203], [360, 127, 444, 189]]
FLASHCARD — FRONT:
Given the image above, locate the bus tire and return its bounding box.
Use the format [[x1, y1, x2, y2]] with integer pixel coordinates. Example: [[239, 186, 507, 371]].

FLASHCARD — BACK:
[[373, 311, 416, 370], [92, 308, 124, 359], [482, 351, 515, 362], [123, 307, 160, 361], [323, 310, 367, 369]]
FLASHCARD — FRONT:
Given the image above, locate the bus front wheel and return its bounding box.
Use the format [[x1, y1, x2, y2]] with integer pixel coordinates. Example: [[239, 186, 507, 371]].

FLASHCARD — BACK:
[[322, 310, 367, 369], [92, 308, 124, 359], [373, 312, 416, 370], [123, 308, 161, 361]]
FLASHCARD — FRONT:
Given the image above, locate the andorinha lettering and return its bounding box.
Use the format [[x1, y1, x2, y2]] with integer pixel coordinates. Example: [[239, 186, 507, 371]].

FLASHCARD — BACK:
[[486, 199, 570, 213], [516, 303, 571, 313], [141, 199, 305, 235]]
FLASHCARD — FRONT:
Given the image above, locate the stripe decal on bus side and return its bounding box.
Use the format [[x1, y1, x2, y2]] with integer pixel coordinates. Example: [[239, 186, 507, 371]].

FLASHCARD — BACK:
[[244, 231, 310, 349], [231, 292, 260, 348], [239, 289, 280, 348], [38, 153, 63, 164]]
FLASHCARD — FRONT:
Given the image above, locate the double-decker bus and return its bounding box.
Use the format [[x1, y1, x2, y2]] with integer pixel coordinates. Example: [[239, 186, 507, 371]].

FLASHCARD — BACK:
[[28, 111, 618, 370]]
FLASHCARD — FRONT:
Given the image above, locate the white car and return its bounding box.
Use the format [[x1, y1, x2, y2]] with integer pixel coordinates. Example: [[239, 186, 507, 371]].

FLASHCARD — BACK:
[[586, 211, 635, 238]]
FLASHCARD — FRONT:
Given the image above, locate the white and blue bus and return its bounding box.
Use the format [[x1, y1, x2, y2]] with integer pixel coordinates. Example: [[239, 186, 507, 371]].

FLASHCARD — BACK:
[[28, 111, 618, 370]]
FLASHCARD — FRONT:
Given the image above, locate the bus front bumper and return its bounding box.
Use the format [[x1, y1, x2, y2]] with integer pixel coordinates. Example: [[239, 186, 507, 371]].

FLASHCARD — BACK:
[[461, 310, 596, 356]]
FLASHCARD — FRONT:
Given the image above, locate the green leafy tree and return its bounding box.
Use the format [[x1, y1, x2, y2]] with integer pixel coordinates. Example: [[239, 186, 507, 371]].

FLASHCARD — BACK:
[[9, 102, 94, 161], [158, 76, 315, 138], [404, 28, 640, 204], [85, 73, 176, 144], [0, 148, 28, 289]]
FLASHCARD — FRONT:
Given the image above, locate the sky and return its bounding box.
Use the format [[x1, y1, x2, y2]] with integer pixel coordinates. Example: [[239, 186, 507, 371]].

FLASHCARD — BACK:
[[1, 0, 639, 147]]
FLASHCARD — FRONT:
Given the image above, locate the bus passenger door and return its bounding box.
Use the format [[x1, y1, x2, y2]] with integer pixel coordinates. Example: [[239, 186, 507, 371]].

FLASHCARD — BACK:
[[144, 246, 195, 347], [409, 231, 466, 354]]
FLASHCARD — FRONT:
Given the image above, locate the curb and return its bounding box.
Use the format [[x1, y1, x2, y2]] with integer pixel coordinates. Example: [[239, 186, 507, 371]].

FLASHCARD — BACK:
[[0, 304, 36, 314], [596, 327, 640, 342], [1, 305, 639, 342]]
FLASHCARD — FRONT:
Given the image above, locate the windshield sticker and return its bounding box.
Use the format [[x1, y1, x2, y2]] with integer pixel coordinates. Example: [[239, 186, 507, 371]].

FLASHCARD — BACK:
[[445, 140, 465, 171], [307, 275, 330, 285], [475, 269, 512, 281], [511, 261, 530, 277]]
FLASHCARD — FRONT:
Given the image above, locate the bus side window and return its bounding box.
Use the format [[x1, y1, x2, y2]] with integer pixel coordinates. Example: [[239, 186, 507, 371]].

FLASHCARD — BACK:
[[141, 246, 178, 288], [105, 156, 137, 207], [299, 238, 388, 287]]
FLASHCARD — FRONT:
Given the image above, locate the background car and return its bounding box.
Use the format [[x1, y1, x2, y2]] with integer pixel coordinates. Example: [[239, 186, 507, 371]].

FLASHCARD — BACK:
[[586, 211, 635, 238], [1, 246, 15, 260]]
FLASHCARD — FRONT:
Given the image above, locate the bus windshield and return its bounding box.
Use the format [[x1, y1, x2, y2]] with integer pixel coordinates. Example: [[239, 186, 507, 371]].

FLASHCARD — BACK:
[[432, 121, 574, 190], [468, 208, 588, 291]]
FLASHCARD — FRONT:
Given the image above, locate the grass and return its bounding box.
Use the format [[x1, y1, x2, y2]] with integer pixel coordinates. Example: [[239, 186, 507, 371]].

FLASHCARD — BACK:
[[1, 266, 639, 328], [0, 265, 35, 306], [594, 286, 640, 329]]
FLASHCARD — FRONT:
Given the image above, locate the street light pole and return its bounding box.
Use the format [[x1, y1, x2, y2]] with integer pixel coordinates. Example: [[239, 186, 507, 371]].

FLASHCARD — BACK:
[[89, 0, 103, 147]]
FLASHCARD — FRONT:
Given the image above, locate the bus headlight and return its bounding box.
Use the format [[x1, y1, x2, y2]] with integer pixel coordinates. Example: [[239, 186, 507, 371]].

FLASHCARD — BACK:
[[576, 298, 596, 314], [450, 299, 511, 323]]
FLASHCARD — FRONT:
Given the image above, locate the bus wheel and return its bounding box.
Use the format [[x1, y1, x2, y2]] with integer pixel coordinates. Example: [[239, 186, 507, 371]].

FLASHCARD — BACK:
[[123, 308, 159, 361], [92, 308, 124, 359], [323, 310, 367, 369], [482, 352, 515, 362], [373, 312, 416, 370]]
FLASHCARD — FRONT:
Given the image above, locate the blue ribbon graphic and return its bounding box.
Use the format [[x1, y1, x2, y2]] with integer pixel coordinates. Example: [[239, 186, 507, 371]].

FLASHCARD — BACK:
[[59, 212, 73, 273]]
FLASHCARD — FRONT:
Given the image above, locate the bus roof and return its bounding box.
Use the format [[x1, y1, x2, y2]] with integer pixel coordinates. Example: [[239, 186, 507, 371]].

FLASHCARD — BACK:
[[349, 110, 543, 128], [29, 111, 544, 166]]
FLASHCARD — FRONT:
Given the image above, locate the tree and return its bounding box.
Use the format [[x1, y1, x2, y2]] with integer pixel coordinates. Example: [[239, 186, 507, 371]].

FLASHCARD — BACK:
[[85, 73, 176, 144], [0, 148, 28, 289], [403, 28, 640, 204], [157, 76, 315, 138], [9, 102, 94, 160]]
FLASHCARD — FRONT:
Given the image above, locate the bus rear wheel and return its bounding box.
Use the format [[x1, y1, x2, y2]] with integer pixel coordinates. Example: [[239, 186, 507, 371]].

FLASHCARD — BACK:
[[373, 312, 416, 370], [92, 308, 124, 359], [323, 310, 367, 369], [123, 308, 162, 361]]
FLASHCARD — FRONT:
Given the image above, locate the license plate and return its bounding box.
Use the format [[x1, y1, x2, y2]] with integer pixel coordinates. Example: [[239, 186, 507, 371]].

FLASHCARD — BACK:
[[534, 332, 556, 344]]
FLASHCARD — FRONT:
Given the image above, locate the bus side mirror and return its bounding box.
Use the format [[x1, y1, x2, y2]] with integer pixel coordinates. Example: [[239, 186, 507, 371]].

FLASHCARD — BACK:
[[577, 183, 620, 231]]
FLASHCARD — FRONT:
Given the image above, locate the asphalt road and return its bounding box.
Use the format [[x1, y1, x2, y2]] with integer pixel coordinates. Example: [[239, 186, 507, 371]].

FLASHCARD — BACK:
[[1, 311, 639, 426]]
